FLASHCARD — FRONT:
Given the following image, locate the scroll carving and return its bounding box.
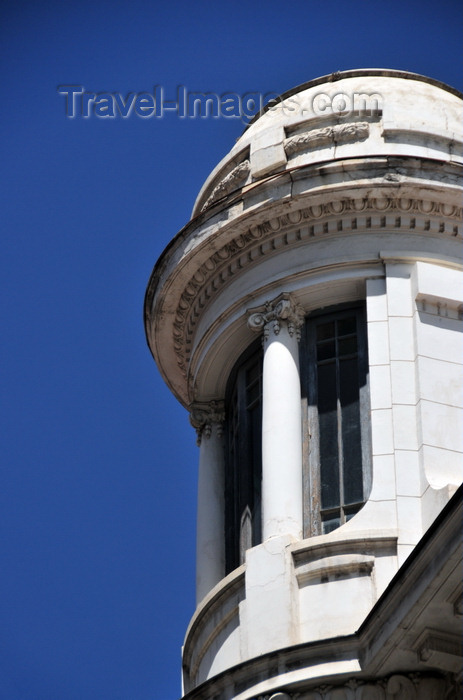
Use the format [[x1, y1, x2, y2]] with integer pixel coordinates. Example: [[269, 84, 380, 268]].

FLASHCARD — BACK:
[[385, 675, 416, 699], [248, 293, 305, 341], [189, 400, 225, 445]]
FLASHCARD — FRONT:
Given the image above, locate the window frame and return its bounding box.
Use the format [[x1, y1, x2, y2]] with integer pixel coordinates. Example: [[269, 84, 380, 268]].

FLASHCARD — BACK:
[[301, 303, 372, 538]]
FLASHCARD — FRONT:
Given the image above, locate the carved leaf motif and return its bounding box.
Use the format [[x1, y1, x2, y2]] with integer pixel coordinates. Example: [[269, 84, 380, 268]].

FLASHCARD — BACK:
[[189, 400, 225, 443], [386, 675, 416, 700], [247, 294, 305, 338]]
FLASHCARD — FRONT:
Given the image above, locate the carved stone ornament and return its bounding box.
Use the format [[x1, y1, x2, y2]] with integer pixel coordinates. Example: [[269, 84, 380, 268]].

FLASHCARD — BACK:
[[201, 159, 251, 211], [247, 293, 305, 341], [284, 122, 370, 156], [189, 400, 225, 445], [168, 195, 462, 379], [253, 672, 452, 700]]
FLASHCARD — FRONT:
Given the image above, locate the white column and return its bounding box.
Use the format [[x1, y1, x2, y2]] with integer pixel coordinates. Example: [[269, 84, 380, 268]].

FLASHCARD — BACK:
[[248, 294, 304, 541], [190, 401, 225, 605]]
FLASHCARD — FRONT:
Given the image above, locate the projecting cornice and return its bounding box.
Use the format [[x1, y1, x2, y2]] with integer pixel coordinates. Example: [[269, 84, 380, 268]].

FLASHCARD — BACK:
[[145, 146, 462, 408], [146, 190, 461, 401]]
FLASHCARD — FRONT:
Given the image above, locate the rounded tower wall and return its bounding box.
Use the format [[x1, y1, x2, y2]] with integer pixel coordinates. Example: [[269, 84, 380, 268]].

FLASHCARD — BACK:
[[145, 70, 463, 699]]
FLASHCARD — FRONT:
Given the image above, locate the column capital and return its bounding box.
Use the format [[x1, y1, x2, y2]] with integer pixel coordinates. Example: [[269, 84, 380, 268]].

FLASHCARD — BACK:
[[247, 293, 305, 341], [189, 400, 225, 445]]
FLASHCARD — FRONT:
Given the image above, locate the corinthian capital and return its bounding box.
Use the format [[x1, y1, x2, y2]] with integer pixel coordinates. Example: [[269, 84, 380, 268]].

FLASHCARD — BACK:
[[189, 400, 225, 445], [247, 293, 305, 340]]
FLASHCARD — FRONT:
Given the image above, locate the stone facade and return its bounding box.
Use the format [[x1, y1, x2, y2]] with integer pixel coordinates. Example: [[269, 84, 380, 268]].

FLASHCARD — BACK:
[[144, 70, 462, 699]]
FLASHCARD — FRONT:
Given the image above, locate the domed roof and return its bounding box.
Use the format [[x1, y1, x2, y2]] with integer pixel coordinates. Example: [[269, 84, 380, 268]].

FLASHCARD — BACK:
[[193, 69, 462, 216], [145, 70, 462, 407]]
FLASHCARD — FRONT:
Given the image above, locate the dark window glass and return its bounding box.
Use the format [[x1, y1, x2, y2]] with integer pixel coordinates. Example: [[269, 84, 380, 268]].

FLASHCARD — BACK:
[[225, 345, 263, 573], [303, 305, 371, 536], [316, 321, 335, 341]]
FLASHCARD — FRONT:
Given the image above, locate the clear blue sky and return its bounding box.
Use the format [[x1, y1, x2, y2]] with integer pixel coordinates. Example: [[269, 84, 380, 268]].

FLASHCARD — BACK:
[[1, 1, 462, 698]]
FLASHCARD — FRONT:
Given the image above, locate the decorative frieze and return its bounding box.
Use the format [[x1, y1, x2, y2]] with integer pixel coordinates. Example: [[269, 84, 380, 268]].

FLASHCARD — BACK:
[[255, 673, 452, 700], [189, 400, 225, 445], [285, 122, 370, 156], [169, 195, 462, 378], [248, 293, 305, 341]]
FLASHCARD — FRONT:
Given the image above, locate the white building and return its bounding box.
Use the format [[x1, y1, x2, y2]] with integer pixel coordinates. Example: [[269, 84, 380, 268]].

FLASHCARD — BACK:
[[144, 70, 462, 700]]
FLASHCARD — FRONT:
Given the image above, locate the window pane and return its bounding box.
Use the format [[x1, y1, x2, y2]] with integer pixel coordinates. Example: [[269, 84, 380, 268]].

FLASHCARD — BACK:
[[245, 361, 261, 407], [249, 404, 262, 546], [322, 514, 341, 534], [316, 321, 335, 341], [338, 335, 357, 356], [246, 362, 260, 387], [345, 504, 363, 520], [337, 317, 356, 336], [339, 357, 363, 505], [226, 346, 263, 573], [318, 362, 339, 509], [317, 340, 336, 361], [304, 304, 370, 538], [246, 381, 260, 406]]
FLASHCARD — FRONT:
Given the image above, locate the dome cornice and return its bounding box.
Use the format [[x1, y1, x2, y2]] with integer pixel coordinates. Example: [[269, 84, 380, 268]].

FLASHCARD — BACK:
[[145, 156, 462, 407]]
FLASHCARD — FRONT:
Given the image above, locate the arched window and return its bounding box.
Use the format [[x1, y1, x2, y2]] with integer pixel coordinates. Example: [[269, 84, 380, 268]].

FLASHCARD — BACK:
[[225, 342, 263, 573], [224, 304, 372, 572]]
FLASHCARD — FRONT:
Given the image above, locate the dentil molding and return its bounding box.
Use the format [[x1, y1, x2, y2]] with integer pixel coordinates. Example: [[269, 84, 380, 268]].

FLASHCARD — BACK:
[[170, 195, 461, 379]]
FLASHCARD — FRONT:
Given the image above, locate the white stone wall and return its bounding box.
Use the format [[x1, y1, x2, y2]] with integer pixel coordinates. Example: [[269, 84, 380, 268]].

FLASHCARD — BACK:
[[145, 71, 462, 695], [182, 256, 462, 692]]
